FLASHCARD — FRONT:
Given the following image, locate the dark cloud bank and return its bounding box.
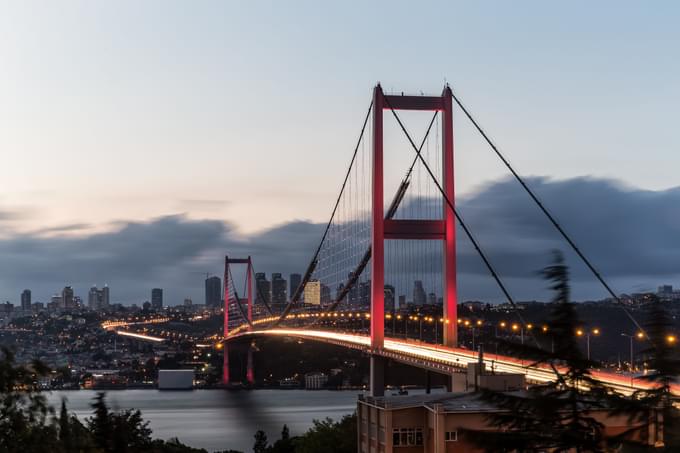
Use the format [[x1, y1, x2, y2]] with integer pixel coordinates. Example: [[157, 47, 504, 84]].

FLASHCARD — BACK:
[[1, 177, 679, 305]]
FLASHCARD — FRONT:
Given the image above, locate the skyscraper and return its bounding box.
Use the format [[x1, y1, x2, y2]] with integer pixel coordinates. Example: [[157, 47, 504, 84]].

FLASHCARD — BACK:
[[20, 289, 31, 311], [61, 286, 74, 309], [151, 288, 163, 310], [413, 280, 426, 305], [427, 292, 437, 305], [289, 273, 302, 299], [384, 285, 395, 312], [255, 273, 271, 306], [101, 285, 110, 308], [205, 276, 222, 308], [304, 280, 321, 305], [88, 285, 109, 310], [271, 273, 287, 307], [20, 290, 31, 311]]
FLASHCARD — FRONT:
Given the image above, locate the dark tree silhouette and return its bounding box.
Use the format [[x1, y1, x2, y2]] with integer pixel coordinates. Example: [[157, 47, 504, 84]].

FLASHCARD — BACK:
[[0, 347, 58, 453], [612, 297, 680, 450], [466, 252, 615, 452], [253, 430, 269, 453]]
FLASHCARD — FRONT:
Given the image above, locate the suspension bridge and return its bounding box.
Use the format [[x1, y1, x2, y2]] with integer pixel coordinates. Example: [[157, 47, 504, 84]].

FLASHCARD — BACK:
[[213, 85, 668, 396]]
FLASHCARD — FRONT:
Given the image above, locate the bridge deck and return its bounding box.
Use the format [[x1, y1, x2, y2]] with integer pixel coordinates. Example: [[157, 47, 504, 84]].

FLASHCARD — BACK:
[[229, 329, 678, 396]]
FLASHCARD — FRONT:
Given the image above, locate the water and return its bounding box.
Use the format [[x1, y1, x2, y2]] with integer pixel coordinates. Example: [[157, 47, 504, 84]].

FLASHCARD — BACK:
[[47, 389, 359, 452]]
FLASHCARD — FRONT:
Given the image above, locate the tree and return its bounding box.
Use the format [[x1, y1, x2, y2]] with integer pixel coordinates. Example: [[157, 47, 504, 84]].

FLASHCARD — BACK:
[[58, 399, 72, 451], [612, 297, 680, 450], [88, 392, 152, 452], [0, 346, 59, 453], [253, 430, 268, 453], [467, 252, 613, 452], [268, 424, 295, 453], [294, 414, 356, 453], [88, 392, 114, 451]]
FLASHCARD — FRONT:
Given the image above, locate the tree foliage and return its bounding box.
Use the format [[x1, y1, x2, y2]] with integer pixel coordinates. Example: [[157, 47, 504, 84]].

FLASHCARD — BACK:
[[613, 297, 680, 450], [467, 252, 614, 452]]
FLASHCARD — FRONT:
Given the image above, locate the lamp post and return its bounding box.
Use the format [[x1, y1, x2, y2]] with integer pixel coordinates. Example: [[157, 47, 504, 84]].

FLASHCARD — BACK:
[[577, 327, 600, 360], [621, 331, 645, 387], [511, 323, 524, 345]]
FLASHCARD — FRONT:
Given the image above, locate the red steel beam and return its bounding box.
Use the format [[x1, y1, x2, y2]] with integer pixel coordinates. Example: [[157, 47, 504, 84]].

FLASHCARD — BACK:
[[442, 86, 457, 347], [383, 95, 444, 111], [384, 219, 445, 240]]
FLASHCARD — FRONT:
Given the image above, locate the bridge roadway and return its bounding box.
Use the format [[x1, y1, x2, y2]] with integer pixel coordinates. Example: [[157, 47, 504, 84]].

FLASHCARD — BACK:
[[231, 328, 679, 397]]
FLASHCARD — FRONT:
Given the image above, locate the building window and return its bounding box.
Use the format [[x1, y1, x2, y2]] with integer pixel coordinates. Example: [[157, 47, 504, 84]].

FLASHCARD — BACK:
[[445, 431, 458, 442], [392, 428, 424, 446]]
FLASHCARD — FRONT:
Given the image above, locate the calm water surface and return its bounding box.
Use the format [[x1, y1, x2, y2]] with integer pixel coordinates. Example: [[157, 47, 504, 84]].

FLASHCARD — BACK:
[[47, 389, 359, 452]]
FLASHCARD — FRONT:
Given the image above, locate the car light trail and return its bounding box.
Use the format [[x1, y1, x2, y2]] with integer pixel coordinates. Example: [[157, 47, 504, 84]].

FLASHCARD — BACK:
[[230, 329, 678, 396], [116, 330, 165, 342]]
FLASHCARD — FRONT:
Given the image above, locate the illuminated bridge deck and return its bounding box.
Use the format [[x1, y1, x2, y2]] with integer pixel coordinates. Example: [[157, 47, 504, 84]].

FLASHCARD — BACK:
[[231, 328, 678, 397]]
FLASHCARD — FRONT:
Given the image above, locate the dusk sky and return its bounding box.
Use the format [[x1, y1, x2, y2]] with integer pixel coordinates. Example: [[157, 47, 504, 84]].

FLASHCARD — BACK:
[[1, 1, 678, 304]]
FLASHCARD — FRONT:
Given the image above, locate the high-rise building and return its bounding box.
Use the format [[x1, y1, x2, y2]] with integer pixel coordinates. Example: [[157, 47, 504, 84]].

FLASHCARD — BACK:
[[88, 285, 110, 310], [101, 285, 110, 308], [61, 286, 74, 309], [151, 288, 163, 310], [413, 281, 426, 305], [321, 283, 332, 304], [20, 289, 31, 311], [205, 276, 222, 308], [271, 273, 287, 307], [359, 280, 371, 307], [255, 273, 271, 306], [304, 280, 321, 305], [289, 273, 302, 299], [384, 285, 395, 312], [49, 294, 62, 311], [347, 272, 359, 306], [398, 295, 407, 309], [184, 298, 193, 307], [88, 286, 99, 310], [658, 285, 673, 299], [427, 292, 437, 305]]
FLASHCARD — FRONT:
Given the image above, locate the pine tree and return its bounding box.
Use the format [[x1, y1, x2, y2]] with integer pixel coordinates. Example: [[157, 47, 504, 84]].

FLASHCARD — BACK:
[[88, 392, 114, 451], [466, 251, 613, 452], [613, 297, 680, 450], [253, 430, 268, 453], [58, 399, 72, 450]]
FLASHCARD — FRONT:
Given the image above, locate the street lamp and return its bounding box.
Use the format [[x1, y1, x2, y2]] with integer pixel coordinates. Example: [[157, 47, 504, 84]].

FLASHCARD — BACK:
[[511, 323, 524, 345], [621, 332, 644, 387], [577, 327, 600, 360]]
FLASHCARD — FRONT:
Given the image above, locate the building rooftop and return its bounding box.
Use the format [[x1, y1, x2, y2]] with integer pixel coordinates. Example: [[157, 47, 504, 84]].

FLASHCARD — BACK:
[[360, 389, 609, 414], [360, 391, 508, 413]]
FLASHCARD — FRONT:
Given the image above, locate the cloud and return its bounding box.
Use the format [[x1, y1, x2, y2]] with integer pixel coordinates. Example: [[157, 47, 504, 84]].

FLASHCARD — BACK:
[[391, 177, 680, 300], [0, 177, 678, 305]]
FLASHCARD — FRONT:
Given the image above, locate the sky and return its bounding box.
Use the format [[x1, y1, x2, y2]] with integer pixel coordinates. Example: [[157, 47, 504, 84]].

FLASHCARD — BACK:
[[0, 1, 678, 305]]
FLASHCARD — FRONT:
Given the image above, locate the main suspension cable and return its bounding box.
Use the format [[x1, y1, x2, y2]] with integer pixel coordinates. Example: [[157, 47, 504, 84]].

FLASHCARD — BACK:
[[383, 94, 539, 347], [449, 90, 647, 335], [312, 111, 440, 321], [274, 101, 374, 325]]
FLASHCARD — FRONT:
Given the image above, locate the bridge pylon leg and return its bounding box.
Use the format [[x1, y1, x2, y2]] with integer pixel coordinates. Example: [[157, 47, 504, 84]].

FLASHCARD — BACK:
[[222, 344, 230, 386], [369, 355, 386, 397], [246, 345, 254, 385]]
